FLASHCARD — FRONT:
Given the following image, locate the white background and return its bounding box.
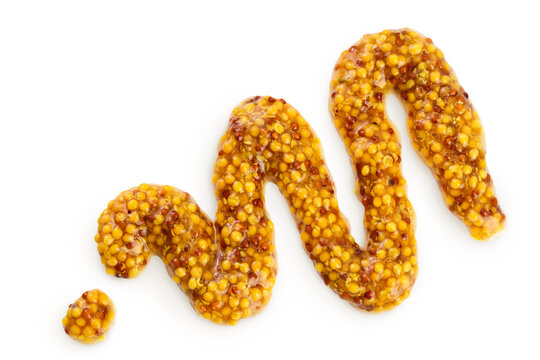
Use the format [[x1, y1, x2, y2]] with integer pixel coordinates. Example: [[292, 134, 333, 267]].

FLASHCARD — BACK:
[[1, 0, 538, 359]]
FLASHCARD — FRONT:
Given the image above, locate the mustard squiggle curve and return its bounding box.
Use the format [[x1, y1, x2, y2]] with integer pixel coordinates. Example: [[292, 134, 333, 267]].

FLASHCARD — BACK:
[[95, 29, 504, 326]]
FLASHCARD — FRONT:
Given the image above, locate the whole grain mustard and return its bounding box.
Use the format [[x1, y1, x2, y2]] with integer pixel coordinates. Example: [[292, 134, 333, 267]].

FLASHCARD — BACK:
[[95, 96, 416, 324], [330, 29, 504, 240], [92, 29, 504, 326], [63, 289, 114, 343]]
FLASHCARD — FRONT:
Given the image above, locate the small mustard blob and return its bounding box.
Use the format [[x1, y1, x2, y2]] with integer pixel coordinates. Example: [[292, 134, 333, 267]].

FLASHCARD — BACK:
[[62, 289, 114, 344]]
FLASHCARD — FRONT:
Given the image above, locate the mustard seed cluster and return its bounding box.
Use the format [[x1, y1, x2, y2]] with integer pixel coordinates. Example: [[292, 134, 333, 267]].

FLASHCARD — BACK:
[[96, 182, 272, 325], [330, 29, 505, 240], [220, 97, 414, 311], [95, 96, 415, 326], [62, 289, 114, 344]]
